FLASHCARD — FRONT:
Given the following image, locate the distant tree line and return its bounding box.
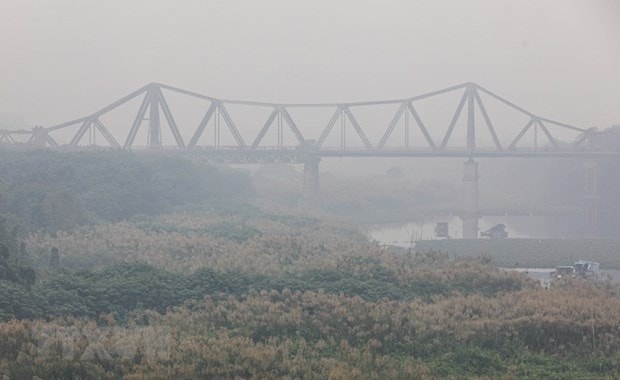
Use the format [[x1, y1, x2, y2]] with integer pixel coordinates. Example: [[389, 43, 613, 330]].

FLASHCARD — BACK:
[[0, 150, 254, 233]]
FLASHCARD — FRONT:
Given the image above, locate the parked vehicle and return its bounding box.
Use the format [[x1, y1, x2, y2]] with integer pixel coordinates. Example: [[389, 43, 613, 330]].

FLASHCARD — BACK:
[[549, 260, 600, 281], [481, 224, 508, 239]]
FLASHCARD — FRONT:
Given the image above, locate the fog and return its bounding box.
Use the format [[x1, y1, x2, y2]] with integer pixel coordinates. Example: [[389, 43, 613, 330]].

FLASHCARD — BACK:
[[2, 0, 618, 182], [3, 2, 620, 376], [1, 0, 619, 129]]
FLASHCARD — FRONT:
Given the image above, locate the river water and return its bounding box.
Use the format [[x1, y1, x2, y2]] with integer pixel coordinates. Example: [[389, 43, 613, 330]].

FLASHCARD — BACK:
[[368, 215, 580, 246]]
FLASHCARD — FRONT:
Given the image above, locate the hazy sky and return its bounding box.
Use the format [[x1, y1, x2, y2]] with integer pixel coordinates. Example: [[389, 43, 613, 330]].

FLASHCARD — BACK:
[[1, 0, 619, 131]]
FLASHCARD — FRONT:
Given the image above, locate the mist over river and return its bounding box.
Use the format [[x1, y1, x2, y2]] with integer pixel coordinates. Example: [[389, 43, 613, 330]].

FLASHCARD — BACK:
[[368, 215, 582, 246]]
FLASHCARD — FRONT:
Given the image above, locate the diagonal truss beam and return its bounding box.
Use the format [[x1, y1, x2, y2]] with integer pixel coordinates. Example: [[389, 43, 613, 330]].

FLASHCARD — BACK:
[[439, 89, 468, 149], [251, 108, 279, 148], [69, 119, 93, 146], [280, 107, 306, 145], [316, 108, 343, 147], [407, 103, 436, 148], [156, 88, 185, 148], [189, 102, 218, 148], [0, 133, 16, 143], [377, 103, 407, 150], [93, 118, 120, 148], [217, 104, 246, 147], [508, 118, 536, 150], [473, 87, 502, 149], [343, 107, 373, 150], [537, 120, 558, 148]]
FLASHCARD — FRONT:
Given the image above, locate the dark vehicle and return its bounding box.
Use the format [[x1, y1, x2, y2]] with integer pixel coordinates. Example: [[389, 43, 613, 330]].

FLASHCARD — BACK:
[[434, 222, 450, 238], [481, 224, 508, 239], [574, 260, 600, 277]]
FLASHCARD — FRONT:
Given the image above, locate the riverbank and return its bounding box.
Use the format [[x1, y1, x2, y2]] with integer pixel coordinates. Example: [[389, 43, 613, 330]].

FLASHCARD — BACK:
[[410, 239, 620, 270]]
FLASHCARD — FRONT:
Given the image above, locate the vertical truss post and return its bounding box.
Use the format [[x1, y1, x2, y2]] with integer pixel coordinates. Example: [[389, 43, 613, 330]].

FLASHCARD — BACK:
[[277, 109, 283, 149], [461, 159, 479, 239], [214, 106, 220, 148], [466, 84, 476, 156], [124, 93, 152, 149], [584, 160, 599, 236], [341, 109, 346, 151], [405, 106, 410, 150], [148, 86, 161, 149]]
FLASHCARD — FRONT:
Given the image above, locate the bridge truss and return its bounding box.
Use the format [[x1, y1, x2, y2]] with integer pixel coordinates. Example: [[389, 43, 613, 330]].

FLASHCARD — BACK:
[[2, 82, 611, 162]]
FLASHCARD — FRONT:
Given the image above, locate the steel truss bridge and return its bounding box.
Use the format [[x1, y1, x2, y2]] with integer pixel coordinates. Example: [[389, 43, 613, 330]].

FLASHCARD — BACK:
[[1, 82, 612, 163], [1, 82, 612, 238]]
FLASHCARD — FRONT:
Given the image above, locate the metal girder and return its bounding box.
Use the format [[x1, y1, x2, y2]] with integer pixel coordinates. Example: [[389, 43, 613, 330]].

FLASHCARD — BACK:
[[248, 107, 306, 148], [93, 119, 120, 148], [45, 134, 59, 147], [475, 84, 585, 134], [343, 107, 373, 150], [69, 119, 93, 146], [189, 102, 218, 148], [0, 133, 15, 143], [407, 103, 436, 148], [46, 84, 150, 132], [251, 108, 279, 147], [218, 103, 246, 147], [124, 92, 151, 149], [377, 103, 406, 150], [156, 87, 185, 148], [508, 118, 536, 150], [439, 89, 469, 149], [537, 120, 558, 148], [27, 81, 600, 156], [466, 86, 475, 154], [473, 88, 502, 149], [316, 107, 343, 147], [280, 107, 306, 145], [148, 88, 161, 148]]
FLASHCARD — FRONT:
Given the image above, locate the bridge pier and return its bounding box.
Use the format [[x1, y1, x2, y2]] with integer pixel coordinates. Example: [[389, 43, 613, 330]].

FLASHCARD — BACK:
[[461, 159, 480, 239], [302, 156, 320, 206], [583, 160, 599, 236]]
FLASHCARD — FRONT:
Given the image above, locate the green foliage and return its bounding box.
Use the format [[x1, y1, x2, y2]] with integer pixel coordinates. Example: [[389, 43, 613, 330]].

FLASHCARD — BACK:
[[0, 150, 255, 233], [0, 280, 41, 320], [1, 254, 533, 322], [0, 216, 35, 288]]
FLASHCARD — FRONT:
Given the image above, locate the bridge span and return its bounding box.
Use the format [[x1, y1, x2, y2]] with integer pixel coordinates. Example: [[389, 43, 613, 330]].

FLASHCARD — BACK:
[[1, 82, 614, 238]]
